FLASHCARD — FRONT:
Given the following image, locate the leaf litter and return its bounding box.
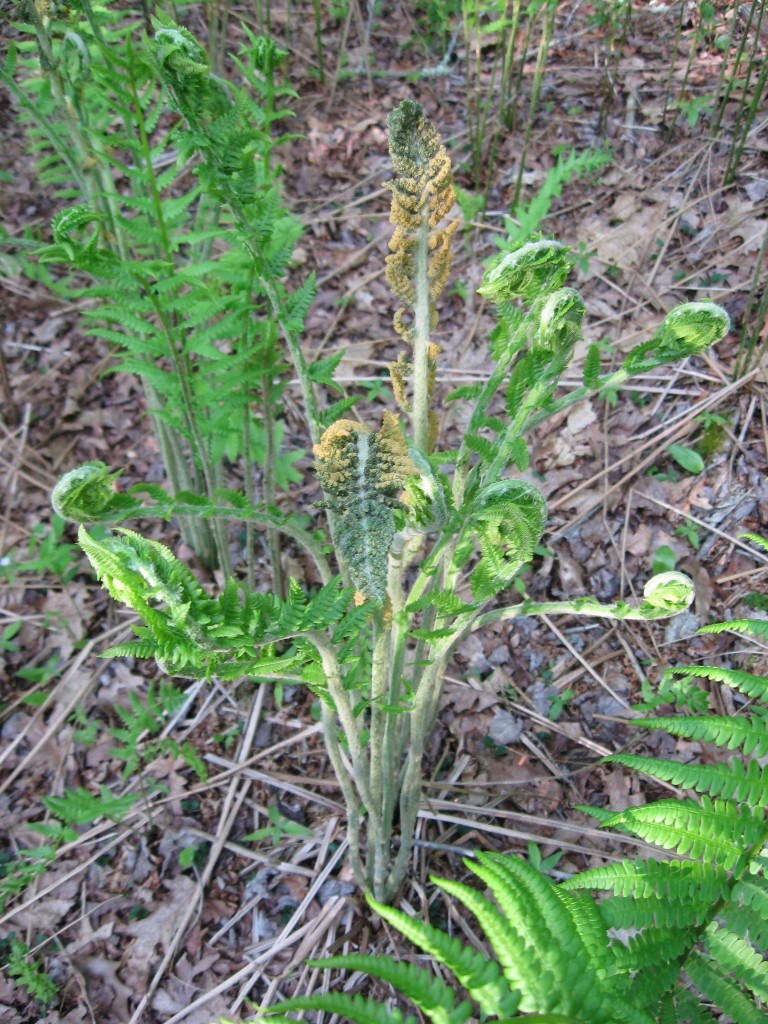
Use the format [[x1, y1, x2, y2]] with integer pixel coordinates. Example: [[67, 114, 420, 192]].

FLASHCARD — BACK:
[[1, 2, 767, 1021]]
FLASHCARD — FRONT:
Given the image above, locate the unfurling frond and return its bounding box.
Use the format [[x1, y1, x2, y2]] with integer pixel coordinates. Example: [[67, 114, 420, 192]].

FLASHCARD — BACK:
[[384, 99, 457, 348], [622, 301, 730, 374], [478, 237, 572, 306], [402, 448, 452, 533], [536, 287, 585, 363], [149, 15, 230, 127], [467, 480, 547, 600], [314, 412, 417, 603], [52, 462, 126, 522], [639, 571, 695, 617]]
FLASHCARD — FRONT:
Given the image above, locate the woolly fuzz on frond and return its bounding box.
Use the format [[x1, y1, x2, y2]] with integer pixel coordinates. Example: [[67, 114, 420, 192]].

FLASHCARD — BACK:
[[314, 412, 417, 604]]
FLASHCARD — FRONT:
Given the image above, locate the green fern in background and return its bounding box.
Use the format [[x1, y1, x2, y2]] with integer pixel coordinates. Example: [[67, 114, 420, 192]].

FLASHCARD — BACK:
[[4, 0, 308, 580], [260, 593, 768, 1022]]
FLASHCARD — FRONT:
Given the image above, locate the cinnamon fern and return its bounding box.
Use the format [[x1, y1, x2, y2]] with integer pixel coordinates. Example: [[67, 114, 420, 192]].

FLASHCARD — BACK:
[[259, 604, 768, 1023], [53, 98, 730, 900]]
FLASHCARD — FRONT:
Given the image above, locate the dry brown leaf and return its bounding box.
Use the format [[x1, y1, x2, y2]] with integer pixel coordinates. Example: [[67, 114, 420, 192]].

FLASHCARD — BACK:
[[121, 874, 199, 992]]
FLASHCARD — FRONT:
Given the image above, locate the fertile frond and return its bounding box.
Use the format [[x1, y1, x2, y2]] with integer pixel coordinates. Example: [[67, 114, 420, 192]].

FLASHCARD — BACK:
[[384, 100, 457, 337], [314, 412, 417, 603]]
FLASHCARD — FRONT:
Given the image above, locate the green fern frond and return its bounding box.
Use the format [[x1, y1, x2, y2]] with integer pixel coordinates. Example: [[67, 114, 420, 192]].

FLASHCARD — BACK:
[[468, 480, 546, 600], [662, 664, 768, 701], [464, 434, 498, 464], [43, 786, 139, 825], [684, 953, 767, 1024], [260, 992, 417, 1024], [367, 897, 522, 1019], [601, 796, 765, 869], [704, 923, 768, 1001], [435, 874, 554, 1011], [741, 532, 768, 554], [472, 855, 629, 1022], [604, 752, 768, 807], [583, 344, 601, 388], [101, 640, 161, 660], [596, 893, 718, 931], [608, 926, 694, 973], [632, 713, 768, 756], [722, 883, 768, 951], [304, 956, 473, 1024], [563, 857, 730, 901], [698, 618, 768, 639], [626, 960, 692, 1012]]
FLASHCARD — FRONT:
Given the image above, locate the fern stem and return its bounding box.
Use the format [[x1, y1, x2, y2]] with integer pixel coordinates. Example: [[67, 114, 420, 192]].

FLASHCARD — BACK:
[[384, 654, 447, 900], [305, 630, 381, 835], [523, 365, 631, 434], [412, 218, 432, 455], [262, 368, 285, 598], [88, 497, 333, 584], [482, 377, 552, 485], [368, 609, 389, 830], [228, 210, 322, 448], [242, 394, 257, 594], [320, 702, 367, 891], [145, 294, 232, 576], [125, 51, 231, 569]]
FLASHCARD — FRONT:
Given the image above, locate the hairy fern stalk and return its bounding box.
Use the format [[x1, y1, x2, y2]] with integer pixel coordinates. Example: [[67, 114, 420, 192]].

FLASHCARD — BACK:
[[52, 96, 731, 901], [260, 589, 768, 1024]]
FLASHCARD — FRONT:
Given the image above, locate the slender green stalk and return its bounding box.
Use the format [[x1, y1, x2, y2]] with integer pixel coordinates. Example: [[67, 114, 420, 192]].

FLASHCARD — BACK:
[[723, 0, 767, 184], [512, 0, 556, 209], [312, 0, 325, 84], [734, 221, 768, 378], [712, 0, 758, 137], [660, 0, 686, 132], [261, 362, 285, 598]]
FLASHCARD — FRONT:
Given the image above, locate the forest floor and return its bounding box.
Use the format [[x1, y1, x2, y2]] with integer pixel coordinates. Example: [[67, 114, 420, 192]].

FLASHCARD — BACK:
[[1, 1, 767, 1022]]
